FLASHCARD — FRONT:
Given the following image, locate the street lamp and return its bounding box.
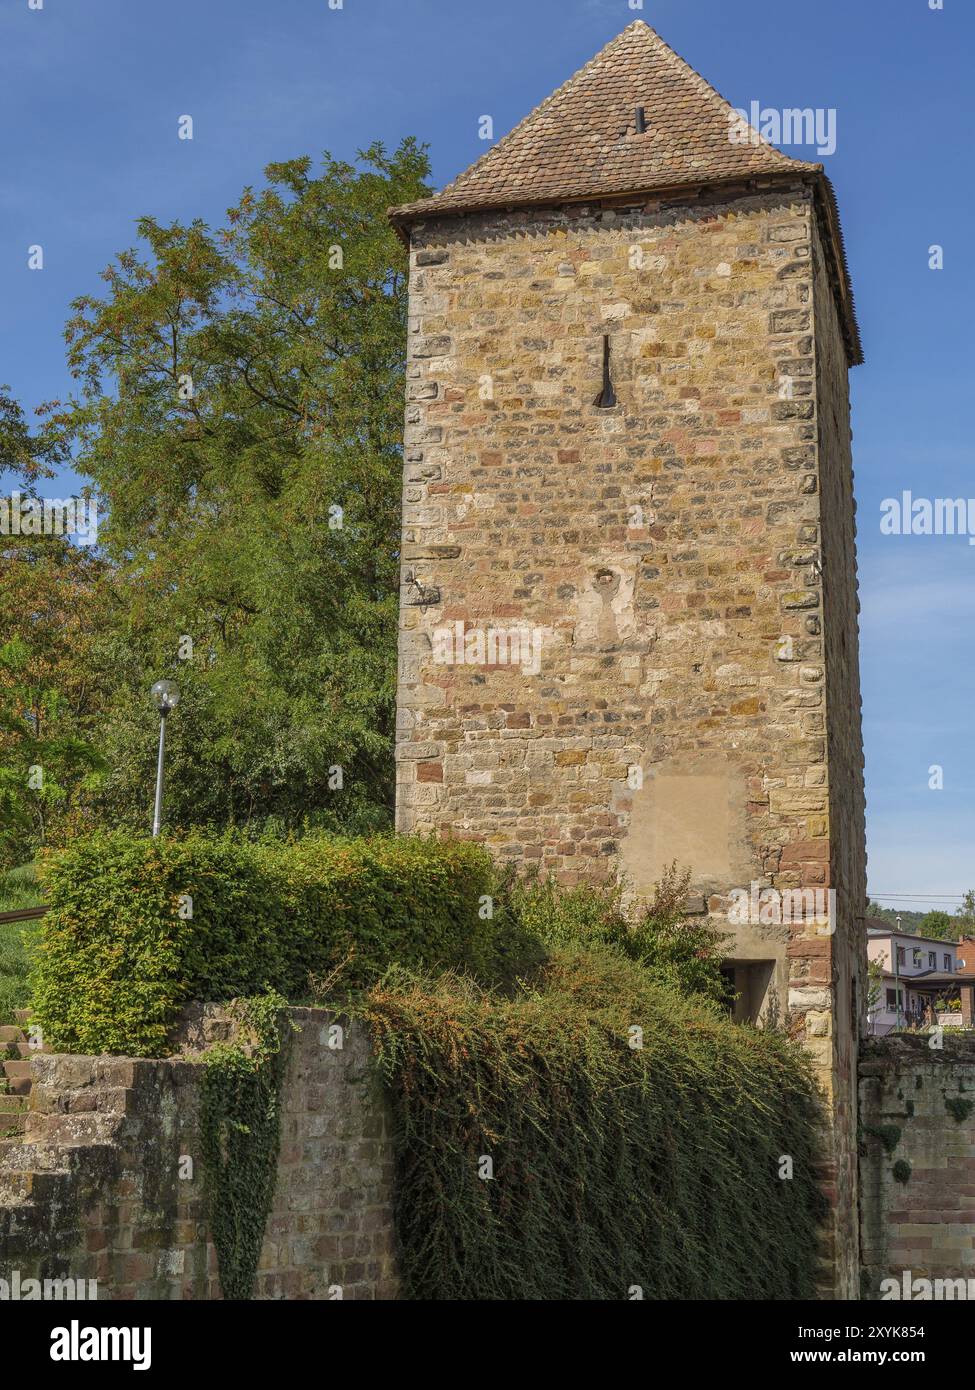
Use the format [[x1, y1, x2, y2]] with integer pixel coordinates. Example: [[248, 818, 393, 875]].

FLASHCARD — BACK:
[[894, 914, 902, 1031], [150, 680, 180, 838]]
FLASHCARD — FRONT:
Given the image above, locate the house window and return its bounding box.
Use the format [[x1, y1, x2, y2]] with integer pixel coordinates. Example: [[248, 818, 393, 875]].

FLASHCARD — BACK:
[[929, 952, 936, 968], [886, 988, 898, 1008], [945, 954, 952, 971], [912, 949, 922, 967], [896, 946, 906, 966]]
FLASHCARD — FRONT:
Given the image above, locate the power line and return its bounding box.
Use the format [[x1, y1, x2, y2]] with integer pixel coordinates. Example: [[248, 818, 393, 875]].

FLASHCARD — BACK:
[[870, 893, 969, 901]]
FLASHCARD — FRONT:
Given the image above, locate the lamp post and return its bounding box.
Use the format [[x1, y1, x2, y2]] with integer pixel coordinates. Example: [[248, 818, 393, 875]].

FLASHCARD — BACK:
[[150, 680, 180, 838], [894, 914, 902, 1031]]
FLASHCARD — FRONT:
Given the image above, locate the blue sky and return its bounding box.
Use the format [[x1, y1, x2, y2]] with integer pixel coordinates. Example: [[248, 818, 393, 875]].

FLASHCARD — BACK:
[[1, 0, 971, 910]]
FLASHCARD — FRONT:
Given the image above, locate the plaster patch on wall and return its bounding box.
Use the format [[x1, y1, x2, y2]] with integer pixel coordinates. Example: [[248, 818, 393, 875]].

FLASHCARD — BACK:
[[618, 756, 752, 900]]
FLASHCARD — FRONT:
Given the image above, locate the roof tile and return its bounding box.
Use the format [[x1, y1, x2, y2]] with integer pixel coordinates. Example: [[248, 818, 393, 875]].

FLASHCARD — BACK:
[[390, 21, 862, 365], [392, 20, 817, 218]]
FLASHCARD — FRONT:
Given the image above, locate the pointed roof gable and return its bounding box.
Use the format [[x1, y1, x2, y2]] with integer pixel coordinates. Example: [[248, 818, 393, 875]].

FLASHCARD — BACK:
[[396, 21, 817, 217], [390, 21, 862, 365]]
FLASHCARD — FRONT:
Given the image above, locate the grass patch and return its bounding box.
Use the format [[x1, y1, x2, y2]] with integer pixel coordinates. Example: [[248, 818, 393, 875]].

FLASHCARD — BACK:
[[0, 918, 40, 1024], [0, 865, 43, 1023], [0, 863, 43, 913]]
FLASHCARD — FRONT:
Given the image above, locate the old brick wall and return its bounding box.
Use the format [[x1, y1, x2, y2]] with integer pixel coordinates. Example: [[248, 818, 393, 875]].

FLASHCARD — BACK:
[[395, 184, 865, 1292], [0, 1007, 398, 1300], [860, 1036, 975, 1296]]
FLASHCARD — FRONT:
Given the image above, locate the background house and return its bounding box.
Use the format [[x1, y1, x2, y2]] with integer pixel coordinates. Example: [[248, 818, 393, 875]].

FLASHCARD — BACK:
[[866, 920, 972, 1034]]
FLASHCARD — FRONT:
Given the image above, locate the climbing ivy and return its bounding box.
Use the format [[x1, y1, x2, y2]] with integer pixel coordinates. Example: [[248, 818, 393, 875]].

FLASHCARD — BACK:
[[864, 1123, 901, 1154], [365, 945, 827, 1300], [199, 993, 294, 1300]]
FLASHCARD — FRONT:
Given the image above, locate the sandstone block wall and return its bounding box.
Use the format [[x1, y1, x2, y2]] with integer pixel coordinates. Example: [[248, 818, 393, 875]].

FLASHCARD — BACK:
[[860, 1036, 975, 1296], [395, 182, 866, 1295], [0, 1007, 398, 1300], [811, 213, 868, 1297]]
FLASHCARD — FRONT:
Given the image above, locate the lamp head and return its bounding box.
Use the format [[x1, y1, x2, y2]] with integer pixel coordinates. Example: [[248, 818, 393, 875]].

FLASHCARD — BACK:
[[150, 679, 180, 715]]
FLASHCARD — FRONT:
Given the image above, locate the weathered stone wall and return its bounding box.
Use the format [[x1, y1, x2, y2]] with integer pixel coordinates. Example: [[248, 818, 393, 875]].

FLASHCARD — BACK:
[[0, 1007, 398, 1300], [395, 185, 865, 1292], [860, 1036, 975, 1297], [811, 213, 868, 1297], [398, 187, 826, 901]]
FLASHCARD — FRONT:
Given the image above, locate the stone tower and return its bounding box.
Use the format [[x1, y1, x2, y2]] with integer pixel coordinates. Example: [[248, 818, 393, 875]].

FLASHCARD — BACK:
[[390, 21, 866, 1296]]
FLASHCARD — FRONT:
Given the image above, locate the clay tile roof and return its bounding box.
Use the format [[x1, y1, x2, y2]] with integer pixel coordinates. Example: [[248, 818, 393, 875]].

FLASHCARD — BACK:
[[390, 20, 862, 366]]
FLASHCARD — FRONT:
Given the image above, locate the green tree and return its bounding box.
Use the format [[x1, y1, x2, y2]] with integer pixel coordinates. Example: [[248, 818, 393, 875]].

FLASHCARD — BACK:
[[865, 900, 925, 932], [0, 636, 106, 869], [920, 910, 956, 941], [957, 891, 975, 933], [0, 523, 110, 867], [0, 386, 65, 485], [39, 140, 430, 835], [866, 955, 885, 1016]]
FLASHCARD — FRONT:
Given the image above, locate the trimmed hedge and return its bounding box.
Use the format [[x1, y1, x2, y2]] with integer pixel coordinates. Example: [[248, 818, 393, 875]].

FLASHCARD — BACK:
[[32, 830, 515, 1056], [365, 945, 827, 1300]]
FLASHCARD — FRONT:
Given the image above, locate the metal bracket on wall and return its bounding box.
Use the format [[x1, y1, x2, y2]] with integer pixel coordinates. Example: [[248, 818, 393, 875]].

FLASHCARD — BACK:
[[402, 570, 441, 610]]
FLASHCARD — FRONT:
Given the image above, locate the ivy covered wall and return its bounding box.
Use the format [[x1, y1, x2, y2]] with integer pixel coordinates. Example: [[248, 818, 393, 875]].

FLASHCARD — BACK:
[[0, 1005, 398, 1301]]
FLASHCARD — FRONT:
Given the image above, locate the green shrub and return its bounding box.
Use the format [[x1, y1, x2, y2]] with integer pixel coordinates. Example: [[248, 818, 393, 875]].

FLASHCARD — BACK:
[[502, 861, 729, 1004], [31, 829, 528, 1056], [503, 871, 630, 949], [365, 944, 826, 1300]]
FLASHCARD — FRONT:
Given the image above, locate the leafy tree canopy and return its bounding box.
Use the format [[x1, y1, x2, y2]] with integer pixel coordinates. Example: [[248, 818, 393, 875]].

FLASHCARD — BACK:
[[0, 533, 111, 868], [919, 910, 955, 941], [14, 140, 430, 842]]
